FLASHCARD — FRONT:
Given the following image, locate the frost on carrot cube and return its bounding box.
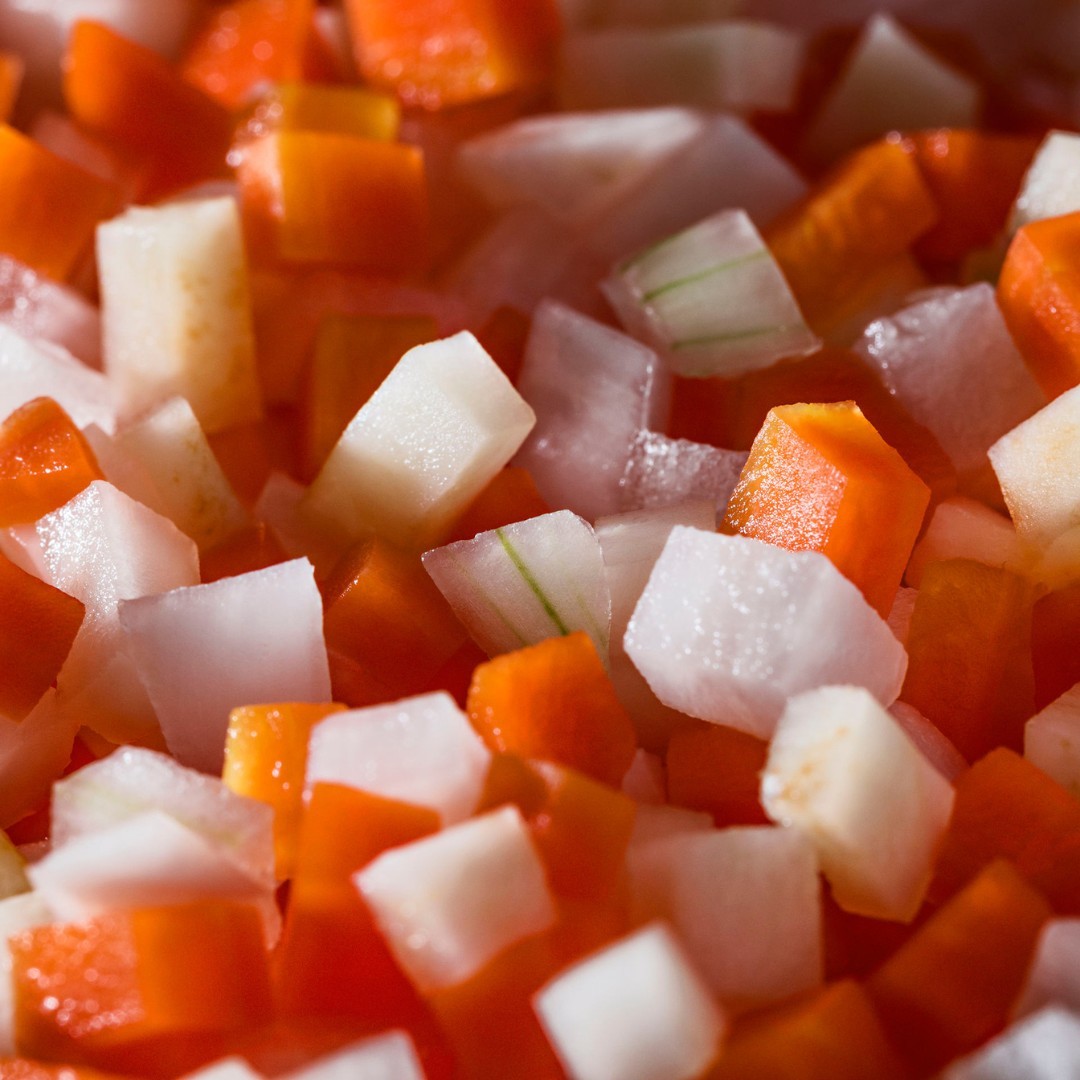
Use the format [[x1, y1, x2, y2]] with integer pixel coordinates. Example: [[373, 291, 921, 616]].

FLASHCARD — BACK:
[[721, 401, 930, 618]]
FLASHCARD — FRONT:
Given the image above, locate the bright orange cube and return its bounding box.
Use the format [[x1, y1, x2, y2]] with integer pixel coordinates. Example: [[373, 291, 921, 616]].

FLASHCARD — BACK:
[[247, 82, 402, 142], [721, 401, 931, 617]]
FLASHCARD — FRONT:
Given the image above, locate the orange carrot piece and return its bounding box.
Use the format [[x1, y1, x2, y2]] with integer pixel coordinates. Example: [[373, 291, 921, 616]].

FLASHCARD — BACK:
[[0, 52, 24, 123], [322, 535, 468, 700], [0, 125, 119, 282], [0, 398, 102, 527], [236, 130, 429, 271], [708, 980, 908, 1080], [64, 21, 234, 201], [467, 633, 638, 787], [343, 0, 562, 110], [0, 553, 84, 720], [1031, 582, 1080, 711], [899, 559, 1035, 761], [929, 748, 1080, 914], [665, 723, 770, 828], [765, 138, 938, 337], [199, 521, 290, 584], [245, 82, 402, 141], [905, 129, 1038, 263], [867, 860, 1051, 1076], [445, 466, 551, 543], [474, 305, 532, 384], [180, 0, 315, 111], [721, 401, 931, 617], [222, 701, 345, 879], [12, 902, 272, 1077], [301, 312, 438, 477], [0, 1061, 131, 1080], [998, 209, 1080, 398], [207, 412, 297, 506]]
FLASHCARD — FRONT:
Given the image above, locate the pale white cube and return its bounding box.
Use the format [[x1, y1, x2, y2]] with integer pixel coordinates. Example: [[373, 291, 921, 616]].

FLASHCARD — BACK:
[[534, 922, 725, 1080], [306, 693, 492, 825], [355, 805, 556, 994], [1010, 131, 1080, 234], [1026, 685, 1080, 800], [98, 197, 261, 433], [304, 332, 536, 550], [179, 1058, 265, 1080], [762, 685, 955, 921], [281, 1031, 424, 1080], [1014, 919, 1080, 1019], [620, 433, 747, 516], [943, 1006, 1080, 1080]]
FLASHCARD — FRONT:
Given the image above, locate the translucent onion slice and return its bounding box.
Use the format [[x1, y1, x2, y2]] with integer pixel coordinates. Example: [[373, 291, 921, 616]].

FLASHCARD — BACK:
[[1025, 685, 1080, 801]]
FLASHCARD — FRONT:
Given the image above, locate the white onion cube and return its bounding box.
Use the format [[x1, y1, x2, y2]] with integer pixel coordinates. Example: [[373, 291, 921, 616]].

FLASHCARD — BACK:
[[1010, 130, 1080, 234], [942, 1006, 1080, 1080], [534, 922, 725, 1080], [624, 528, 908, 738], [1013, 919, 1080, 1020], [304, 332, 536, 550], [305, 693, 491, 825], [762, 685, 955, 921], [281, 1031, 425, 1080], [355, 806, 556, 994], [620, 433, 747, 516], [1025, 685, 1080, 800]]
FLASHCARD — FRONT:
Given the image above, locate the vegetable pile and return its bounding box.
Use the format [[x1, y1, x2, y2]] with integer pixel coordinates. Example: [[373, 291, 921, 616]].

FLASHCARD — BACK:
[[3, 0, 1080, 1077]]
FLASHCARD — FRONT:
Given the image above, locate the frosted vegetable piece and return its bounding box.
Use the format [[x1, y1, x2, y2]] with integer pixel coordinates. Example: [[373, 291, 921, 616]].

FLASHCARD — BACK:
[[533, 922, 725, 1080], [282, 1031, 425, 1080], [629, 826, 822, 1005], [305, 693, 491, 825], [118, 559, 331, 774], [624, 528, 907, 738], [942, 1006, 1080, 1080], [804, 14, 981, 163], [604, 208, 819, 379], [0, 324, 115, 433], [559, 22, 804, 113], [1025, 684, 1080, 799], [304, 331, 536, 550], [762, 685, 955, 921], [51, 745, 275, 889], [97, 196, 262, 433], [355, 805, 556, 994], [1010, 130, 1080, 234], [423, 509, 611, 660], [455, 107, 704, 226], [1013, 919, 1080, 1018], [620, 432, 747, 515], [855, 284, 1044, 475], [514, 300, 669, 519]]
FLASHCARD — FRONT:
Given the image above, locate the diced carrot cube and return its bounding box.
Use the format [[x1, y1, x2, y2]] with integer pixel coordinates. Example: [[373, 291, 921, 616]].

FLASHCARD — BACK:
[[207, 414, 297, 506], [445, 466, 551, 543], [246, 82, 402, 141], [765, 138, 938, 338], [236, 130, 429, 272], [867, 860, 1051, 1075], [929, 747, 1080, 913], [343, 0, 562, 110], [1031, 582, 1080, 710], [0, 1061, 130, 1079], [0, 398, 102, 527], [899, 559, 1035, 761], [199, 521, 290, 584], [12, 902, 272, 1076], [0, 553, 84, 720], [998, 209, 1080, 398], [467, 633, 638, 787], [322, 536, 468, 701], [905, 129, 1038, 263], [0, 52, 23, 124], [665, 723, 770, 827], [222, 701, 346, 879], [64, 21, 234, 201], [721, 401, 931, 617], [0, 126, 119, 282], [180, 0, 315, 111], [708, 980, 908, 1080], [473, 305, 532, 385]]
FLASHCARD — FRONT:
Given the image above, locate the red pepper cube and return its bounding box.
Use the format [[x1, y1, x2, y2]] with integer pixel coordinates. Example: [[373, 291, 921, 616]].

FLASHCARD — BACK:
[[236, 130, 429, 273]]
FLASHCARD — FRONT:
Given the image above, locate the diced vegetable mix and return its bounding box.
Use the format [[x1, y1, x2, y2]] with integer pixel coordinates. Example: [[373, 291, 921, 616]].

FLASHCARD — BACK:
[[6, 0, 1080, 1076]]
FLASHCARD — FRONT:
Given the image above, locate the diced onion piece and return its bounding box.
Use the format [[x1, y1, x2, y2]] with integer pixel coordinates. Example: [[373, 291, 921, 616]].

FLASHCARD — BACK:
[[355, 805, 556, 994], [620, 432, 746, 515], [304, 331, 536, 551], [1013, 919, 1080, 1019], [628, 804, 714, 849], [305, 692, 492, 825], [942, 1006, 1080, 1080], [559, 22, 804, 113], [762, 685, 955, 922], [456, 107, 704, 225], [1010, 130, 1080, 235], [533, 922, 725, 1080], [804, 14, 981, 164], [118, 558, 331, 774], [624, 528, 907, 738], [514, 300, 669, 519], [1025, 684, 1080, 800], [423, 509, 611, 660], [629, 827, 822, 1005], [604, 208, 818, 378], [182, 1058, 265, 1080], [280, 1031, 425, 1080], [51, 745, 275, 890], [98, 196, 262, 434]]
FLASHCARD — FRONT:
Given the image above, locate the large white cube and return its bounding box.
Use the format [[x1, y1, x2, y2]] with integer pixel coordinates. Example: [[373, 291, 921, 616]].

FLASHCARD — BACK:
[[98, 197, 262, 433], [762, 685, 955, 921], [533, 922, 725, 1080], [304, 331, 536, 550], [355, 805, 556, 994]]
